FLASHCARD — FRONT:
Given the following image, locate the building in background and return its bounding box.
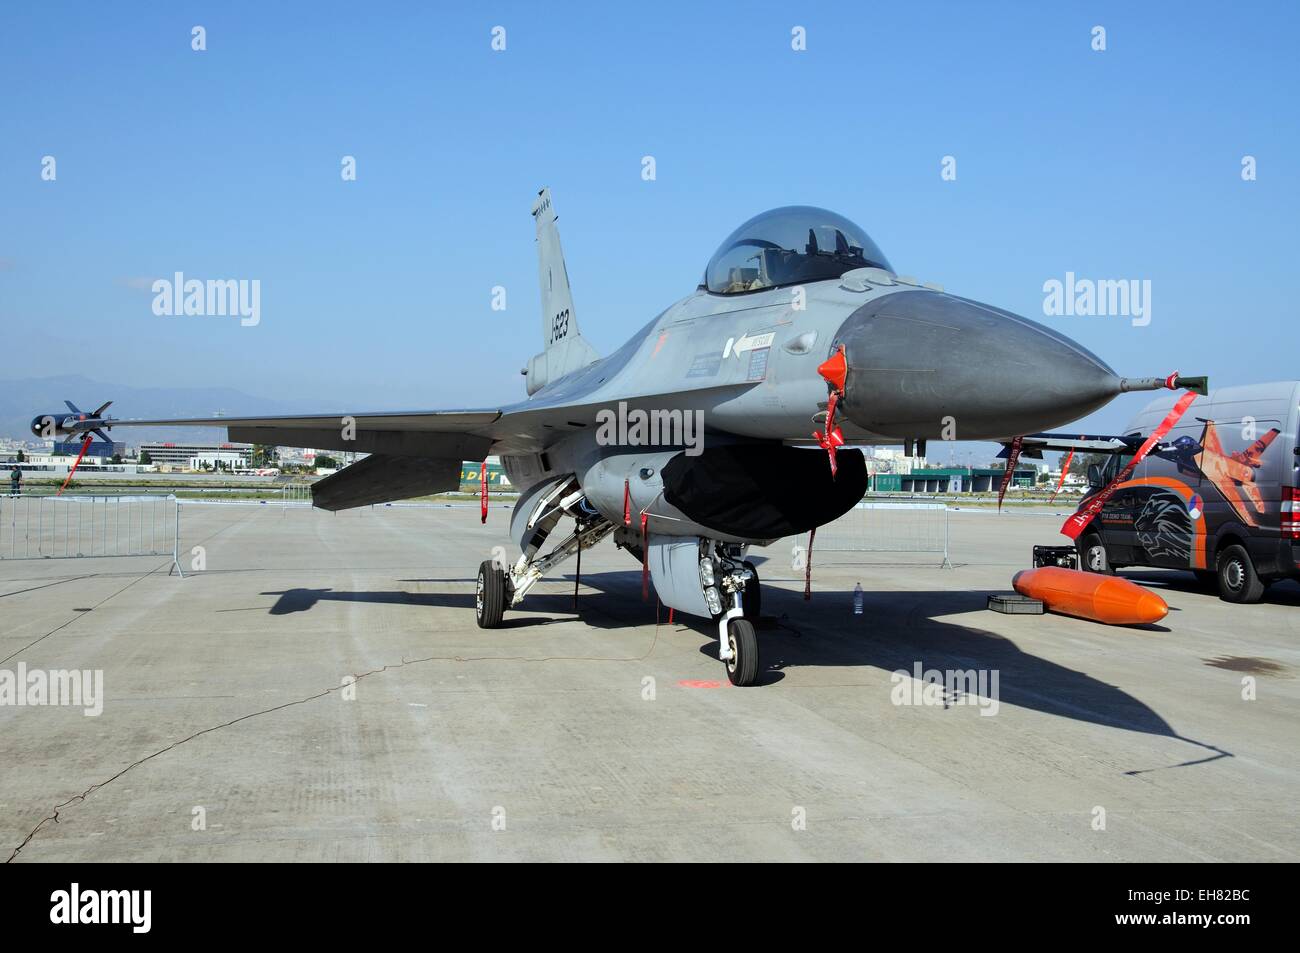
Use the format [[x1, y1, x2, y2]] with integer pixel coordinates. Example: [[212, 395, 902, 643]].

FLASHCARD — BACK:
[[872, 467, 1036, 494], [141, 442, 254, 469], [53, 438, 125, 458], [188, 450, 250, 470]]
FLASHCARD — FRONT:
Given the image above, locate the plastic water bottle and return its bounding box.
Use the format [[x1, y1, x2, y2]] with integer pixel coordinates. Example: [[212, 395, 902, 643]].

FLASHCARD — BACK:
[[853, 582, 864, 615]]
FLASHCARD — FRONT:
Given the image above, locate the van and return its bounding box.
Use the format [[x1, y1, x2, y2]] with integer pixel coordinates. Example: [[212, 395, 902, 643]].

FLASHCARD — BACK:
[[1076, 380, 1300, 603]]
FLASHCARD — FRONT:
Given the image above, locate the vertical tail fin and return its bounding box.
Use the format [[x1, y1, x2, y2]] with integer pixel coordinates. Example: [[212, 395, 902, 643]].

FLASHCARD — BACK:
[[531, 188, 577, 348], [525, 188, 598, 394]]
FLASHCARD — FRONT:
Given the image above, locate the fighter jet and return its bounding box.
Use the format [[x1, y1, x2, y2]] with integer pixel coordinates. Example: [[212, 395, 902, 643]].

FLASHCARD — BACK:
[[35, 190, 1184, 684], [1135, 420, 1279, 525], [1193, 420, 1281, 525]]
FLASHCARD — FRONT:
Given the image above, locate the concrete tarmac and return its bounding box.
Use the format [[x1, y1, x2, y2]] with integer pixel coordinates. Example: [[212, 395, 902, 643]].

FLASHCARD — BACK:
[[1, 502, 1296, 861]]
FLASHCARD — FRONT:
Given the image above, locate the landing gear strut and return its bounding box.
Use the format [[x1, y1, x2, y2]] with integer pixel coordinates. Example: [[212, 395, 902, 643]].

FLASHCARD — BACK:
[[478, 477, 615, 627], [704, 542, 761, 686], [742, 560, 761, 622]]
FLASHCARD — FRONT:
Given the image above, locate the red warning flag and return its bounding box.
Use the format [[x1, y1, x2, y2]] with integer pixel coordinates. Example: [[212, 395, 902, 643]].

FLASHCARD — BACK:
[[1061, 391, 1198, 540], [813, 391, 846, 478], [1049, 447, 1076, 504], [479, 460, 488, 524], [623, 478, 631, 526], [803, 526, 816, 601], [813, 346, 848, 478], [56, 435, 94, 496], [996, 436, 1024, 511]]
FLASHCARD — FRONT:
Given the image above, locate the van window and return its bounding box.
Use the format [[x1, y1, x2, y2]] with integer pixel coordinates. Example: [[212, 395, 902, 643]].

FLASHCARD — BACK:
[[1105, 453, 1132, 483]]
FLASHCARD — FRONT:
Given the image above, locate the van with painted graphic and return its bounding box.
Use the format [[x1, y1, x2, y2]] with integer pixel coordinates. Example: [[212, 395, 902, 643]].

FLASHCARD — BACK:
[[1074, 381, 1300, 603]]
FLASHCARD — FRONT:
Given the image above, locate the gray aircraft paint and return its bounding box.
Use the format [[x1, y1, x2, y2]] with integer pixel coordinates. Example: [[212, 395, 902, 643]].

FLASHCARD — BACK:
[[41, 191, 1151, 568]]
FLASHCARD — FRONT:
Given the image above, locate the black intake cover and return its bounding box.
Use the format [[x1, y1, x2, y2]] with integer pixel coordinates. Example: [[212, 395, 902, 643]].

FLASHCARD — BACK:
[[662, 445, 867, 539]]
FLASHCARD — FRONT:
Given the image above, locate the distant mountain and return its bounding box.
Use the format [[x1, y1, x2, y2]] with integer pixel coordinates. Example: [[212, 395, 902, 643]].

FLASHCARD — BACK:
[[0, 375, 333, 445]]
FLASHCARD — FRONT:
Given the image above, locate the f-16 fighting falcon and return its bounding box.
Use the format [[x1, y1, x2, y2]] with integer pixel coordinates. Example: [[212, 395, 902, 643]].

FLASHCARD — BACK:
[[34, 189, 1193, 684]]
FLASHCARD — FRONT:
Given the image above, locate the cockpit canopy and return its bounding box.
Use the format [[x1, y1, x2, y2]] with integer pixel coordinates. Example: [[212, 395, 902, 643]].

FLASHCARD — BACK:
[[703, 206, 892, 295]]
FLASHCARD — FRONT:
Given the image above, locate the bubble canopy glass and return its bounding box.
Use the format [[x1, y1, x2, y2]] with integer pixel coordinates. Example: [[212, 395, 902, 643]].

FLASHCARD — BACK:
[[703, 206, 893, 295]]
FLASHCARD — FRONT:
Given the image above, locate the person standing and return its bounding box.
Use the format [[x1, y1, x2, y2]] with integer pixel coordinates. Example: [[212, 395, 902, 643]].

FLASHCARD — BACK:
[[9, 464, 23, 496]]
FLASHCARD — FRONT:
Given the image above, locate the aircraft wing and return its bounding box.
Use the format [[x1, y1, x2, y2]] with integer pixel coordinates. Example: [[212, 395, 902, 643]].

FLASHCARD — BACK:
[[999, 432, 1142, 459], [87, 409, 502, 459], [41, 406, 505, 510]]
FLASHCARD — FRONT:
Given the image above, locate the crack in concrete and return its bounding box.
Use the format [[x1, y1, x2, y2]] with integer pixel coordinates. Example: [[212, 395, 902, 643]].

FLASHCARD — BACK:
[[7, 634, 662, 862], [1, 508, 261, 666]]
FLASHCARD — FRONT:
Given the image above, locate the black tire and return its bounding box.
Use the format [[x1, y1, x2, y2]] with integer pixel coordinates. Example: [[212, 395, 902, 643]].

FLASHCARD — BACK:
[[476, 559, 507, 628], [1216, 544, 1266, 604], [724, 618, 760, 687], [1079, 533, 1113, 575], [742, 561, 761, 622]]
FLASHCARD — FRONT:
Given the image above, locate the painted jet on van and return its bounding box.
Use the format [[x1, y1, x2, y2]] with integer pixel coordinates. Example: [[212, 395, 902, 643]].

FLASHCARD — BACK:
[[1154, 420, 1281, 527]]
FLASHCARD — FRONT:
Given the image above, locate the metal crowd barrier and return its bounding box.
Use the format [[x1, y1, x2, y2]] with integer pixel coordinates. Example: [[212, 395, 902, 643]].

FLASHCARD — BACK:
[[794, 500, 952, 568], [0, 494, 184, 576], [281, 483, 312, 507]]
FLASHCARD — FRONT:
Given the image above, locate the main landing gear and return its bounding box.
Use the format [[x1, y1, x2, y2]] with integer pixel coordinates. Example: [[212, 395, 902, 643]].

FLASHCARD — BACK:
[[475, 559, 508, 628], [476, 477, 615, 629], [475, 483, 765, 686]]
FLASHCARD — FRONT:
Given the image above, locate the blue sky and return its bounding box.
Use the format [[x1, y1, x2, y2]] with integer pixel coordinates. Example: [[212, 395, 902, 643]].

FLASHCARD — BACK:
[[2, 1, 1297, 460]]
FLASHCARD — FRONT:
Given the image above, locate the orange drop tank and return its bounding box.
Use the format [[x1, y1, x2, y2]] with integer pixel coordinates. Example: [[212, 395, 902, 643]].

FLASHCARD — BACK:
[[1012, 567, 1168, 626]]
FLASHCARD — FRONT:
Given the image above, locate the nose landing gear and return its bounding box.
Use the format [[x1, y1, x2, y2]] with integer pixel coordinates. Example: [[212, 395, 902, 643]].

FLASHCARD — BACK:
[[704, 543, 761, 686], [724, 617, 759, 686]]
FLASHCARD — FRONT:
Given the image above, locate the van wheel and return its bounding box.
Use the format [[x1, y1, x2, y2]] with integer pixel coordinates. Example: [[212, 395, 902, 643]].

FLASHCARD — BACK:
[[1079, 533, 1113, 575], [1216, 544, 1265, 604]]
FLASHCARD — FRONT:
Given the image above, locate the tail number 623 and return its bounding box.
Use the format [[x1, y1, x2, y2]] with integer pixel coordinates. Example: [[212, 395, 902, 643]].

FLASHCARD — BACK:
[[550, 308, 570, 343]]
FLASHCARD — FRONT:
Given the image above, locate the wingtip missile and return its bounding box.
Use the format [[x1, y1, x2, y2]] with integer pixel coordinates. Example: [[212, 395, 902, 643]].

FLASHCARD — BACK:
[[29, 399, 116, 440]]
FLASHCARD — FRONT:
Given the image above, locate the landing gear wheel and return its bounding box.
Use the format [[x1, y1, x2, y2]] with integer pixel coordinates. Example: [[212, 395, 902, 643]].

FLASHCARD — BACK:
[[724, 618, 760, 687], [742, 561, 761, 622], [476, 559, 507, 628], [1217, 544, 1265, 604], [1079, 533, 1113, 575]]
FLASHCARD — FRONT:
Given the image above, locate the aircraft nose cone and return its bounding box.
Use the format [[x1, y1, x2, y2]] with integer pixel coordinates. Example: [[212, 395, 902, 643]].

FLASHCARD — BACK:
[[834, 290, 1120, 440]]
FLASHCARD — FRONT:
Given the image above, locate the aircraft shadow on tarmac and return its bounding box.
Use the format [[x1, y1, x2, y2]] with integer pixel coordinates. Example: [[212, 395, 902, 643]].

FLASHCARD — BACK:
[[261, 568, 1232, 771]]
